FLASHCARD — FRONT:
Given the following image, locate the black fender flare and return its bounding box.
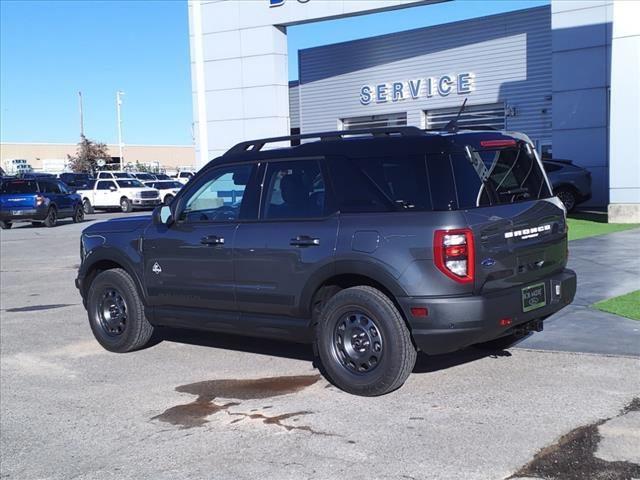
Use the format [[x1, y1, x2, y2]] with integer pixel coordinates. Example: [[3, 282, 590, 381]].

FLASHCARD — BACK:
[[298, 258, 408, 318]]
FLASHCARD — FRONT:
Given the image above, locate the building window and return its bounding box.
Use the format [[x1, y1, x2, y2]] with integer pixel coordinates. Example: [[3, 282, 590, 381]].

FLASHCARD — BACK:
[[424, 102, 505, 131], [340, 113, 407, 131]]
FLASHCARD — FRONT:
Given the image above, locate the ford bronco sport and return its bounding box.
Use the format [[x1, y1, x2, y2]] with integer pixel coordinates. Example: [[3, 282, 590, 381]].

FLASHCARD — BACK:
[[76, 127, 576, 396]]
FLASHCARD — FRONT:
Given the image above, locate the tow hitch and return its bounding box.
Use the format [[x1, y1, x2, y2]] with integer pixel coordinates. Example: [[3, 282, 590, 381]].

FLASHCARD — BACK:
[[513, 318, 544, 337]]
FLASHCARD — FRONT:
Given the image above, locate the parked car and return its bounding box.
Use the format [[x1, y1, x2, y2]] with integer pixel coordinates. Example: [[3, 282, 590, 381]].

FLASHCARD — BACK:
[[96, 171, 134, 180], [174, 170, 195, 185], [142, 180, 183, 204], [543, 159, 592, 212], [58, 172, 94, 190], [154, 173, 173, 181], [76, 127, 576, 396], [1, 177, 83, 229], [76, 179, 161, 213]]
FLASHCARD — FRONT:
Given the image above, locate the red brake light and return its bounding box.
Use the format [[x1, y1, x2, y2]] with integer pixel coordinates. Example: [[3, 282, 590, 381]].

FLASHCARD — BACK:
[[480, 139, 517, 148], [434, 228, 475, 284]]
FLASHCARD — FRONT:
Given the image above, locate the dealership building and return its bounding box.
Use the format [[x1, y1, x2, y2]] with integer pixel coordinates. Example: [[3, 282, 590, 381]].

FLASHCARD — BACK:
[[188, 0, 640, 221]]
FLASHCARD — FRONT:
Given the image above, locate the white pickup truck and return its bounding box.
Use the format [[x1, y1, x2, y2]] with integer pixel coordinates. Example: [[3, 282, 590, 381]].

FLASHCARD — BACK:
[[77, 179, 161, 213]]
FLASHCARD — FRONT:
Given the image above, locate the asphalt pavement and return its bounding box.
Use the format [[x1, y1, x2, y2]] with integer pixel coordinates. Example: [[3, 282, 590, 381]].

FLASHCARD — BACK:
[[1, 213, 639, 480]]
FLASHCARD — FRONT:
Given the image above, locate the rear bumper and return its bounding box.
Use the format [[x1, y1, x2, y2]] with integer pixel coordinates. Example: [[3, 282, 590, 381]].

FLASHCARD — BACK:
[[0, 206, 48, 222], [398, 268, 577, 355]]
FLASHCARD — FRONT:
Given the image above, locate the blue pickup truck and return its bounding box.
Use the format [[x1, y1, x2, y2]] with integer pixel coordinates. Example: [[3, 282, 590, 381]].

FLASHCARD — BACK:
[[0, 177, 84, 229]]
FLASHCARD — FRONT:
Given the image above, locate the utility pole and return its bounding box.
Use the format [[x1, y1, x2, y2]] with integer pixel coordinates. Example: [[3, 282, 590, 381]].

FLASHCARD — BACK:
[[78, 91, 84, 137], [116, 90, 124, 170]]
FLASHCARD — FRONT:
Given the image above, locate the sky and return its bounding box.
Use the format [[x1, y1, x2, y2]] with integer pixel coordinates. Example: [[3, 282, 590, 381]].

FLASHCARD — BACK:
[[0, 0, 548, 146]]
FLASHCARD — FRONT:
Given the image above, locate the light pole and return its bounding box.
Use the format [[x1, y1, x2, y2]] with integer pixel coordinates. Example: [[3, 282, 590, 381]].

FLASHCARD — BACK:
[[78, 91, 84, 137], [116, 90, 124, 170]]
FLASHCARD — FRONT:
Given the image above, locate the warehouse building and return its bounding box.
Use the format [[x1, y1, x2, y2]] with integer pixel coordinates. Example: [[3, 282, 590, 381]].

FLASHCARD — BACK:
[[189, 0, 640, 221]]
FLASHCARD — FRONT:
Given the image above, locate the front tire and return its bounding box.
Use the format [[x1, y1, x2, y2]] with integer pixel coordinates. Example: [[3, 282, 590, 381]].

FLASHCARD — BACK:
[[43, 208, 57, 227], [83, 199, 94, 214], [0, 221, 12, 230], [72, 206, 84, 223], [315, 286, 416, 396], [120, 197, 132, 213], [164, 194, 174, 205], [87, 268, 155, 353]]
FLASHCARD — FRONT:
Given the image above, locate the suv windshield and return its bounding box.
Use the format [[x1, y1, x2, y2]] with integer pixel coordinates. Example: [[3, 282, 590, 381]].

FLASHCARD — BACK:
[[1, 180, 38, 194], [116, 179, 144, 188]]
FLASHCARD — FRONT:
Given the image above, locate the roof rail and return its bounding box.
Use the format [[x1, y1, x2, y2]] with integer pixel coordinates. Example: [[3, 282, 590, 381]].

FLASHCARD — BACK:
[[224, 126, 424, 156]]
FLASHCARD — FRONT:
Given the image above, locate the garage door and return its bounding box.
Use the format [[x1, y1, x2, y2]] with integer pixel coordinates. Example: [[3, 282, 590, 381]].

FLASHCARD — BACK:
[[425, 103, 505, 130], [340, 112, 407, 131]]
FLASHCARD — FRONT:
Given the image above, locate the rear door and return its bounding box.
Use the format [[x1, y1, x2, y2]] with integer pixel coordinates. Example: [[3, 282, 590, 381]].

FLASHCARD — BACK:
[[233, 158, 338, 317], [438, 138, 566, 294]]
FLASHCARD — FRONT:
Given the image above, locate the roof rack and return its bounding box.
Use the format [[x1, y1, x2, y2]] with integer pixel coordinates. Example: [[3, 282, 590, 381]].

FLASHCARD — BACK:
[[224, 126, 424, 156]]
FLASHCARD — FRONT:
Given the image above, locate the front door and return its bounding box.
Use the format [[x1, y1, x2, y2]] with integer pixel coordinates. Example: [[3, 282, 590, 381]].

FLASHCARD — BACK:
[[234, 158, 338, 318], [143, 163, 257, 316]]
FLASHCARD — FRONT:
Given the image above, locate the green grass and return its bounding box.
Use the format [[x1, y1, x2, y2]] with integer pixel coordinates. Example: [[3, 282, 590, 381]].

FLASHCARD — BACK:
[[593, 290, 640, 321], [567, 211, 640, 241]]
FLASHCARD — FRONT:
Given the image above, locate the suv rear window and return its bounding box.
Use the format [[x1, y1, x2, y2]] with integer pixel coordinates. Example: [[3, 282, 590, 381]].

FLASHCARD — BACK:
[[1, 180, 38, 194]]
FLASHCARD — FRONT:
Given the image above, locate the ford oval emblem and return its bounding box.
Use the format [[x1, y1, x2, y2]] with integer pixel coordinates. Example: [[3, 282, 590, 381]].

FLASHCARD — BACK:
[[481, 258, 496, 268]]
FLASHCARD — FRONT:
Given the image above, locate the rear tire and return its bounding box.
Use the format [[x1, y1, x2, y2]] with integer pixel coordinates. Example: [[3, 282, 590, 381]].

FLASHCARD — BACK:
[[72, 206, 84, 223], [87, 268, 155, 353], [0, 221, 12, 230], [43, 208, 57, 227], [120, 197, 132, 213], [555, 187, 577, 212], [83, 199, 94, 214], [315, 286, 416, 396]]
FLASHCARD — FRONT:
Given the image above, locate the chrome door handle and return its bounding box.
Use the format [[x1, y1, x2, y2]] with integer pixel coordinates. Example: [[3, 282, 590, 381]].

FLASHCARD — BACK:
[[201, 235, 224, 246], [290, 236, 320, 247]]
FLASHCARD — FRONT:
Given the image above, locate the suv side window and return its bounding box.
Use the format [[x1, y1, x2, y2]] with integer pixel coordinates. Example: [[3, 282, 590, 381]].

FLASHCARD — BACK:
[[328, 155, 431, 212], [262, 159, 325, 220], [97, 172, 110, 179], [97, 180, 116, 190], [180, 164, 253, 223], [39, 181, 61, 194]]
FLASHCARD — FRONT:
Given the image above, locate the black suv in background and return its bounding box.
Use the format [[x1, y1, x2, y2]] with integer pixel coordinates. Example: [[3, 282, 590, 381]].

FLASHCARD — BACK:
[[76, 128, 576, 396], [542, 159, 592, 212]]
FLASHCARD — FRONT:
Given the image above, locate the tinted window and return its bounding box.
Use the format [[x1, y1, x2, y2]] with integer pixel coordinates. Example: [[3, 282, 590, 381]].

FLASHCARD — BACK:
[[154, 181, 181, 189], [39, 181, 62, 194], [155, 174, 171, 180], [134, 173, 155, 180], [181, 164, 253, 223], [97, 181, 116, 190], [426, 154, 459, 211], [114, 173, 131, 179], [1, 180, 38, 194], [262, 160, 325, 219], [329, 155, 431, 213], [97, 172, 111, 179], [116, 179, 144, 188]]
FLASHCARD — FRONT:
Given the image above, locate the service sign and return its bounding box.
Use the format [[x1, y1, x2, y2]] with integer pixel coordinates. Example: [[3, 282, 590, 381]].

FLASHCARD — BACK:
[[360, 72, 475, 105]]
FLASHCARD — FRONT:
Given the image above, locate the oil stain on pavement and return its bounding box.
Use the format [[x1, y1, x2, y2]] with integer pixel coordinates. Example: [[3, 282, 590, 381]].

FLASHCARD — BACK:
[[511, 398, 640, 480], [4, 304, 74, 313], [152, 374, 322, 432]]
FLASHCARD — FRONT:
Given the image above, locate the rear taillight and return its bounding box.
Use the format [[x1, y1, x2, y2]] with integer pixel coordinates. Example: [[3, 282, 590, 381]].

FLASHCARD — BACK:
[[35, 195, 45, 206], [434, 228, 475, 284]]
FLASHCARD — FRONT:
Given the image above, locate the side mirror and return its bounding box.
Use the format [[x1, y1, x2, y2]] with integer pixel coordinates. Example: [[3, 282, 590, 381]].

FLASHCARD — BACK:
[[109, 186, 117, 192], [153, 205, 173, 226]]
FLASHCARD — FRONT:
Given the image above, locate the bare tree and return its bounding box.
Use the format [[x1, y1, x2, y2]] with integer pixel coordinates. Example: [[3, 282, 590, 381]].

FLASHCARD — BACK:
[[67, 135, 110, 174]]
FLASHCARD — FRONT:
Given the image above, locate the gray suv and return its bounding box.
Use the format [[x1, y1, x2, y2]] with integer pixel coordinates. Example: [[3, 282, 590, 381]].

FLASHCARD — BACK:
[[76, 127, 576, 396]]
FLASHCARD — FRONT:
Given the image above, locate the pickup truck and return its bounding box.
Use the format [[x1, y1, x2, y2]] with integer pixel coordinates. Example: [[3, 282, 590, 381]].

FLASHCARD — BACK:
[[77, 179, 161, 213]]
